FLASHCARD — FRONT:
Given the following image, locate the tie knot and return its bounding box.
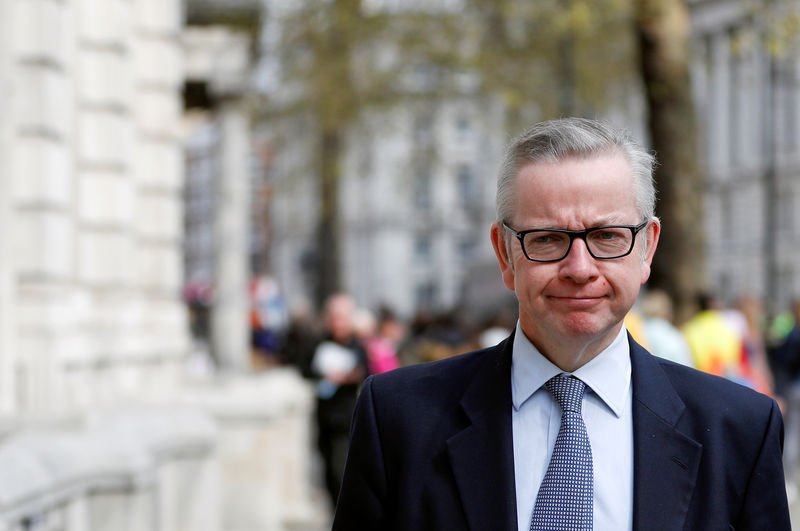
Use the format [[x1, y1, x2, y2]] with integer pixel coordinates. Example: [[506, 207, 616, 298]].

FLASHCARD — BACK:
[[546, 375, 585, 414]]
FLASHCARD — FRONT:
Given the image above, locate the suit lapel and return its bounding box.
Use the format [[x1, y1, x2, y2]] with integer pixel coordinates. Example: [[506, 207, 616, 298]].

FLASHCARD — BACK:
[[446, 338, 517, 531], [630, 337, 702, 531]]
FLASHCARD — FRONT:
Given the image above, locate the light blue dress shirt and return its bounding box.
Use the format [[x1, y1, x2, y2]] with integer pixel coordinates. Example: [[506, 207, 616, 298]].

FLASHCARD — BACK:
[[512, 321, 633, 531]]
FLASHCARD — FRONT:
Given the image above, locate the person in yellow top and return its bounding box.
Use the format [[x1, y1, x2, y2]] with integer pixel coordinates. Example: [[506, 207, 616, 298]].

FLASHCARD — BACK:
[[682, 294, 743, 379]]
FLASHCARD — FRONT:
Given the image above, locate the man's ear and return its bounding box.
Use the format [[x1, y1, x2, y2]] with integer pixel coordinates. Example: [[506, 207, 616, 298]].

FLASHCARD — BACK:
[[491, 222, 516, 291], [640, 218, 661, 284]]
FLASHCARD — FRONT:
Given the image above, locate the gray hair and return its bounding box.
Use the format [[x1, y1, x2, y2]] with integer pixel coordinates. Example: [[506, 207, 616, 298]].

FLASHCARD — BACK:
[[496, 117, 657, 224]]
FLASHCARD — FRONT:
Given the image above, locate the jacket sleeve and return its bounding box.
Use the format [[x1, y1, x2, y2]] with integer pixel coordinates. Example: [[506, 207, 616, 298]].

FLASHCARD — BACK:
[[735, 398, 791, 530], [332, 376, 389, 530]]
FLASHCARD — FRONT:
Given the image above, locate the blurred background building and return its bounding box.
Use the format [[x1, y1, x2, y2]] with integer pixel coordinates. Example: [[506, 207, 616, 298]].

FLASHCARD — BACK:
[[248, 0, 800, 321], [691, 0, 800, 315], [267, 97, 510, 319], [253, 0, 648, 324]]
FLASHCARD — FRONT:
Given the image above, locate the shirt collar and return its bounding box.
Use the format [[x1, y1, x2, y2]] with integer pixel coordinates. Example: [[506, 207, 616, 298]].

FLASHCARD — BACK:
[[511, 321, 631, 417]]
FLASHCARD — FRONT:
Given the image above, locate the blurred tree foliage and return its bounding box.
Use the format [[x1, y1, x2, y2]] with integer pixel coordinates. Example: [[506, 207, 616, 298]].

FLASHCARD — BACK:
[[262, 0, 703, 313], [466, 0, 638, 129]]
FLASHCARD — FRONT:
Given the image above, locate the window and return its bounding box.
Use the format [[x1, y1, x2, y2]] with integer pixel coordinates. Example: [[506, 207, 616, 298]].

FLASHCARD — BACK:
[[779, 188, 794, 233], [455, 113, 472, 143], [413, 110, 434, 143], [458, 237, 475, 262], [414, 172, 432, 211], [456, 164, 476, 207], [415, 281, 438, 311], [415, 235, 432, 261]]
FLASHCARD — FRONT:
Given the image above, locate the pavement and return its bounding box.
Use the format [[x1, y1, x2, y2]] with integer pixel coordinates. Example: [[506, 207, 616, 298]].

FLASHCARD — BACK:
[[788, 481, 800, 528]]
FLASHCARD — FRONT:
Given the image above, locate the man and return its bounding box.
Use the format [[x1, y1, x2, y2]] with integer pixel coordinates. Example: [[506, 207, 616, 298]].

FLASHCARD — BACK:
[[333, 118, 790, 530], [301, 293, 369, 507]]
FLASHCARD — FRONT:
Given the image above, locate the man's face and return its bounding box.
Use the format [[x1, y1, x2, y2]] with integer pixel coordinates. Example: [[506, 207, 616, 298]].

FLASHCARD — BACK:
[[491, 152, 660, 358]]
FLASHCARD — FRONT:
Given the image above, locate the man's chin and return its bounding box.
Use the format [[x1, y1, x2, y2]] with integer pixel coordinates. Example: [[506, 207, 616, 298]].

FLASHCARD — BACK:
[[557, 312, 616, 340]]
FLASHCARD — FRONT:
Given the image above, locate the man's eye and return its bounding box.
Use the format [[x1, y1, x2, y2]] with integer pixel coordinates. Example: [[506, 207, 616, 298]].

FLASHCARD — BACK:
[[531, 233, 564, 244], [596, 230, 620, 240]]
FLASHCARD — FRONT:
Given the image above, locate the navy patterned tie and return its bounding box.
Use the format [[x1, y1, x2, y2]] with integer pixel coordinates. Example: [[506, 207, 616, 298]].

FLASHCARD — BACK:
[[530, 375, 593, 531]]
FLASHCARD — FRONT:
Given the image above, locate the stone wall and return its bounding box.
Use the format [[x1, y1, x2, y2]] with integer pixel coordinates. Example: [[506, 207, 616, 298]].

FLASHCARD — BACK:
[[0, 369, 319, 531], [4, 0, 188, 414]]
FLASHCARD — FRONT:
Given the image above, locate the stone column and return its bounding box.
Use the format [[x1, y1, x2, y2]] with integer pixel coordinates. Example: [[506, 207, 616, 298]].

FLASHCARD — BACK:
[[74, 0, 138, 407], [211, 102, 251, 371], [708, 31, 731, 175], [11, 0, 77, 413], [131, 0, 189, 396], [0, 0, 15, 413]]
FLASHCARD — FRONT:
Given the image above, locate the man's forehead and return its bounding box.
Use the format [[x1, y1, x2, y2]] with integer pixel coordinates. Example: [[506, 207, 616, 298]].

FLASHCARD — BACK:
[[511, 154, 638, 225], [517, 150, 632, 174], [513, 153, 635, 195]]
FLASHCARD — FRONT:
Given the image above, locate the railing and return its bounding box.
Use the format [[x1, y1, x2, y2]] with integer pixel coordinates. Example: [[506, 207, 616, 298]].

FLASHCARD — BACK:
[[0, 368, 319, 531]]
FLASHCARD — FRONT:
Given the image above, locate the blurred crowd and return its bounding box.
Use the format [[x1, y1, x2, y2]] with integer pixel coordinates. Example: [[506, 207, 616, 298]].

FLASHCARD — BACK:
[[249, 291, 518, 375], [627, 290, 800, 406], [247, 284, 517, 508], [245, 278, 800, 506]]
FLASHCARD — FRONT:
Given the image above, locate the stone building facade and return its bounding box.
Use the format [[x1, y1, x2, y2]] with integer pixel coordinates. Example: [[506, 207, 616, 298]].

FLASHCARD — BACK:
[[266, 101, 511, 319], [690, 0, 800, 312], [1, 0, 187, 414], [0, 1, 322, 529]]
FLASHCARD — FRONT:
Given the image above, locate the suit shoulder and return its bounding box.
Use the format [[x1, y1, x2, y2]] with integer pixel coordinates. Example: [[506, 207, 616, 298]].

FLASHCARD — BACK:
[[370, 344, 499, 391], [362, 341, 510, 416]]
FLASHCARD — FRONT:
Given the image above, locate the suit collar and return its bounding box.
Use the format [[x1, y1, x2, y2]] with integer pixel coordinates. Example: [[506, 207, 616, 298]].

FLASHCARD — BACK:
[[629, 335, 702, 531], [446, 335, 517, 531]]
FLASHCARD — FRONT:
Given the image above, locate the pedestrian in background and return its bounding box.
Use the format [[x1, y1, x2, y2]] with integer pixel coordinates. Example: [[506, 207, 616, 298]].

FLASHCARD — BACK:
[[682, 293, 744, 380], [775, 299, 800, 395], [301, 293, 369, 508], [730, 294, 775, 395], [640, 289, 694, 367], [363, 307, 404, 374]]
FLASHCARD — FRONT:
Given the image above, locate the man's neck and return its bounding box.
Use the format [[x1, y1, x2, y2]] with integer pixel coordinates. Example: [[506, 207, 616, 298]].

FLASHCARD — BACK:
[[520, 325, 623, 372]]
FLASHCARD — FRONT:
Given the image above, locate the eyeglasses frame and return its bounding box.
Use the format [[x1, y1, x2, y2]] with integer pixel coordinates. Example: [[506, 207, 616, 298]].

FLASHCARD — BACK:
[[502, 220, 650, 262]]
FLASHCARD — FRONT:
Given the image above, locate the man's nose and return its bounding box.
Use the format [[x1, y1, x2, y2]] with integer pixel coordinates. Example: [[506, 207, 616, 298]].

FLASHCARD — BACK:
[[558, 237, 599, 282]]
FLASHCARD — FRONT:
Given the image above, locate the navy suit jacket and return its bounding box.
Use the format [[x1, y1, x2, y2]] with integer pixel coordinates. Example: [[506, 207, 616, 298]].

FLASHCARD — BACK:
[[333, 334, 791, 530]]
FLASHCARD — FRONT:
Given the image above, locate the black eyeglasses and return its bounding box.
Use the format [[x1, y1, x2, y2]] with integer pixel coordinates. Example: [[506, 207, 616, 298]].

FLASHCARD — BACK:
[[502, 221, 649, 262]]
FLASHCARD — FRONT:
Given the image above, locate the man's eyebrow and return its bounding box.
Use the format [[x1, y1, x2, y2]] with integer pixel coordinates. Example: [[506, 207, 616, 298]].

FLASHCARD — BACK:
[[517, 215, 638, 230], [591, 217, 630, 226], [560, 219, 636, 229]]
